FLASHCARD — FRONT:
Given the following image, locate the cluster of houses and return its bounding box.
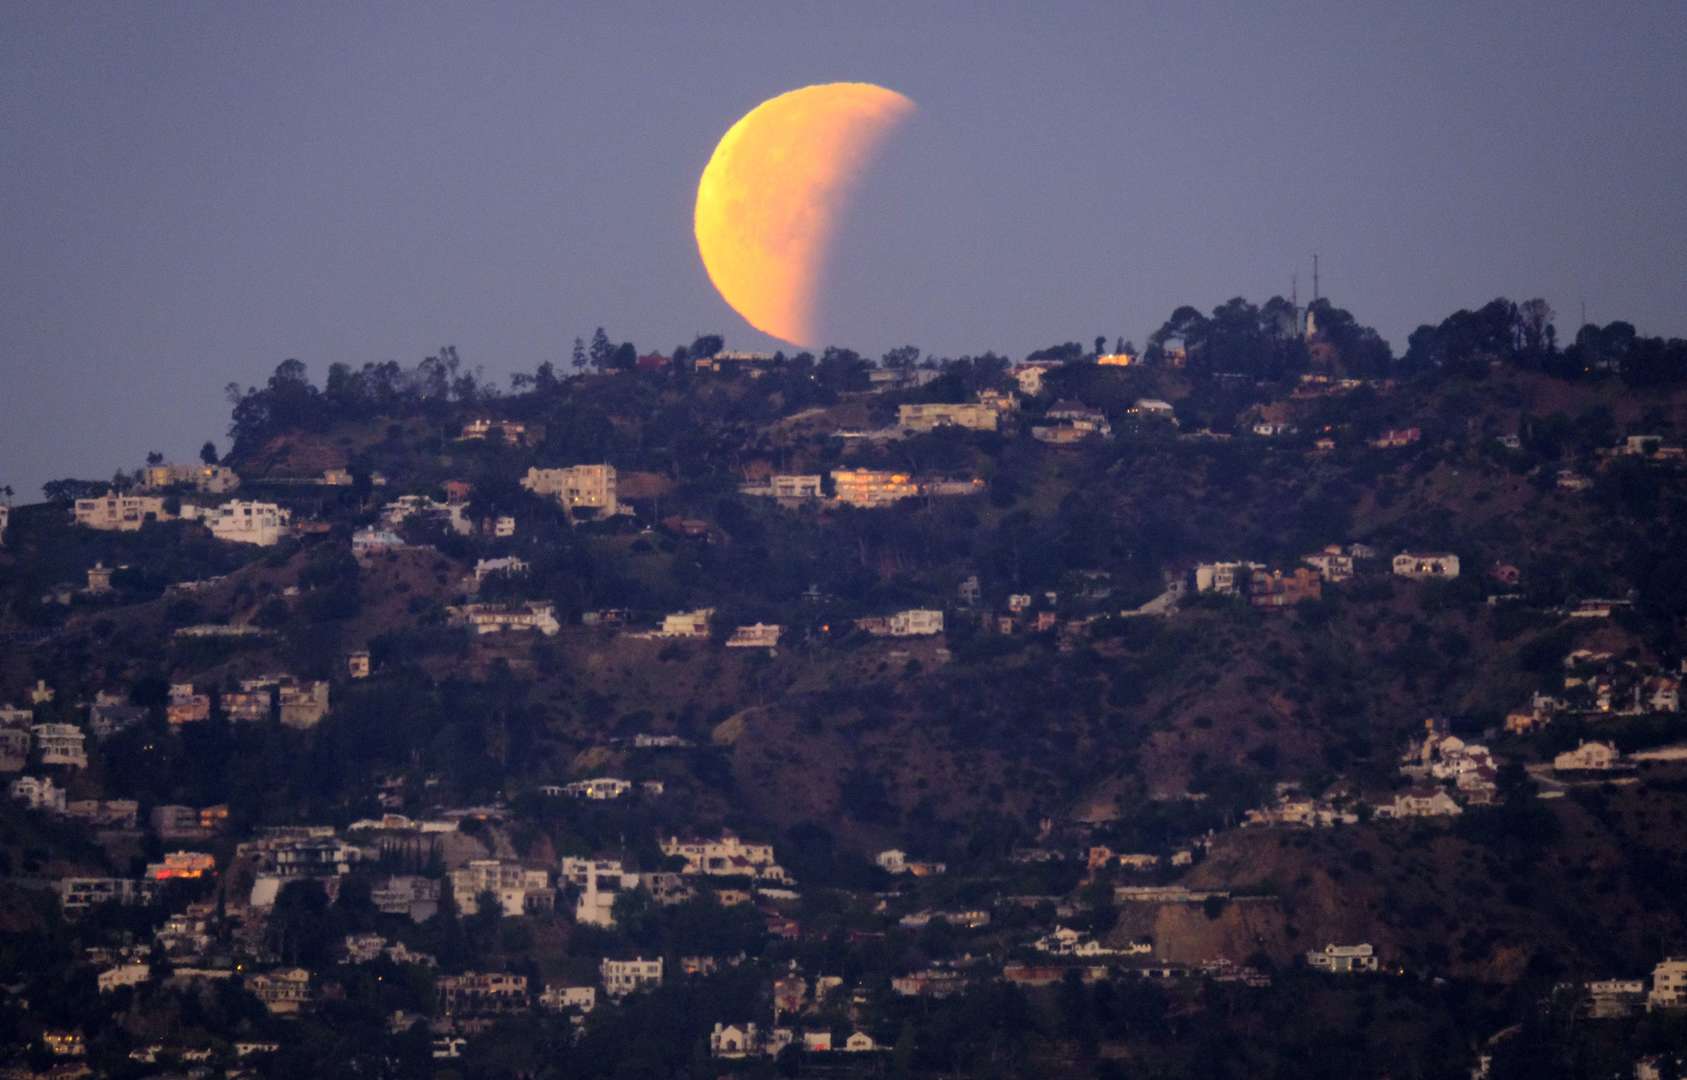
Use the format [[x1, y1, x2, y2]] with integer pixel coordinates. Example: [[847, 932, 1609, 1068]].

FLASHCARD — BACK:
[[1506, 650, 1682, 734]]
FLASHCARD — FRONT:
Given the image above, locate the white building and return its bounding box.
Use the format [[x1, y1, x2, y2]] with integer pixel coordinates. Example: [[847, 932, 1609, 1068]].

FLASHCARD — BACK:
[[450, 601, 561, 636], [1392, 552, 1461, 580], [856, 609, 944, 637], [1302, 546, 1356, 582], [473, 556, 530, 584], [600, 956, 663, 998], [655, 608, 713, 638], [1306, 943, 1379, 974], [1554, 741, 1622, 772], [1375, 788, 1462, 819], [898, 402, 999, 433], [73, 495, 171, 532], [203, 501, 291, 546], [831, 469, 918, 508], [1650, 957, 1687, 1011], [562, 777, 633, 800], [98, 964, 152, 993], [142, 463, 240, 494], [521, 465, 619, 517], [31, 723, 87, 768], [539, 985, 597, 1013], [449, 860, 554, 917], [10, 775, 66, 812], [660, 833, 787, 881], [60, 877, 158, 911], [726, 623, 782, 648]]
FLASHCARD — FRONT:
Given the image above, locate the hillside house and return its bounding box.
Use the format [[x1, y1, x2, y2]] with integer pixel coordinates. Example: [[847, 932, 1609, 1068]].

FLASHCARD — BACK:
[[245, 968, 313, 1014], [370, 875, 441, 921], [654, 608, 713, 638], [351, 527, 405, 556], [1371, 427, 1421, 448], [279, 680, 331, 729], [458, 418, 531, 444], [436, 972, 529, 1015], [661, 833, 787, 881], [473, 556, 530, 584], [1646, 676, 1680, 713], [65, 798, 139, 829], [855, 609, 944, 637], [142, 463, 241, 494], [1375, 788, 1462, 818], [600, 956, 663, 997], [1012, 361, 1064, 396], [73, 495, 171, 531], [1302, 545, 1356, 582], [30, 723, 86, 768], [449, 860, 554, 916], [1393, 552, 1461, 579], [1553, 741, 1623, 772], [10, 775, 66, 812], [831, 468, 918, 507], [1128, 398, 1176, 423], [450, 601, 561, 636], [347, 650, 371, 679], [540, 985, 596, 1013], [202, 500, 291, 546], [1193, 561, 1265, 595], [562, 777, 632, 800], [1306, 943, 1380, 973], [521, 464, 619, 517], [0, 728, 31, 772], [692, 350, 778, 374], [899, 401, 998, 432], [740, 474, 823, 499], [146, 851, 215, 881], [727, 623, 782, 648], [381, 494, 471, 535], [1650, 957, 1687, 1011], [1248, 567, 1323, 608]]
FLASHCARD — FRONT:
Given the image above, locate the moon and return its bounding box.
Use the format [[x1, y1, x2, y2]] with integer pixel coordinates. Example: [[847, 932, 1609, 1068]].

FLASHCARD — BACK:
[[695, 82, 916, 348]]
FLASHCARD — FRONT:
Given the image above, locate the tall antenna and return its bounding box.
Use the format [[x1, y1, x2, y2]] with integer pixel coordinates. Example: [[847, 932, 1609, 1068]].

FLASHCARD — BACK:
[[1312, 254, 1320, 304]]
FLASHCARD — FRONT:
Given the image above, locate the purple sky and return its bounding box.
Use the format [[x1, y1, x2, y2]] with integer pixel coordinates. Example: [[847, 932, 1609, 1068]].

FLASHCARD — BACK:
[[4, 2, 1685, 499]]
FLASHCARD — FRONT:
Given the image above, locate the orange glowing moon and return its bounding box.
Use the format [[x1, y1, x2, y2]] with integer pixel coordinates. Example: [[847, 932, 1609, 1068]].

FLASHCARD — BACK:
[[695, 82, 916, 348]]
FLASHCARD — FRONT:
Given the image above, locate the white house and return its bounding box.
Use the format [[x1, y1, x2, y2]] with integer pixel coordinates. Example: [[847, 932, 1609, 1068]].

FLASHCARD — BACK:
[[473, 556, 530, 584], [73, 495, 171, 532], [726, 623, 782, 648], [448, 860, 554, 917], [1392, 552, 1461, 580], [876, 849, 907, 873], [10, 774, 66, 812], [450, 601, 561, 636], [600, 956, 663, 997], [98, 964, 152, 993], [1306, 943, 1380, 974], [539, 985, 597, 1013], [1375, 788, 1462, 819], [661, 833, 787, 881], [655, 608, 713, 638], [1649, 957, 1687, 1011], [562, 777, 633, 800], [1554, 741, 1622, 773], [204, 501, 291, 546], [31, 723, 87, 768], [522, 465, 619, 517]]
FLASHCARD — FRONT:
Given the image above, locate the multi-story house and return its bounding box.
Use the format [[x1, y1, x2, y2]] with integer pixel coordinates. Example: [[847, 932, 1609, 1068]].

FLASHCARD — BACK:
[[278, 680, 330, 729], [1306, 943, 1380, 973], [521, 465, 619, 516], [10, 775, 66, 812], [726, 623, 782, 648], [167, 684, 210, 726], [830, 468, 918, 508], [449, 860, 554, 917], [898, 402, 999, 433], [600, 957, 663, 998], [1650, 957, 1687, 1011], [247, 968, 313, 1014], [73, 495, 172, 531], [202, 501, 291, 546], [660, 833, 787, 881], [1392, 552, 1461, 580], [0, 727, 31, 772], [855, 609, 944, 637], [141, 463, 241, 494], [539, 985, 597, 1013], [450, 602, 561, 636], [436, 972, 529, 1015]]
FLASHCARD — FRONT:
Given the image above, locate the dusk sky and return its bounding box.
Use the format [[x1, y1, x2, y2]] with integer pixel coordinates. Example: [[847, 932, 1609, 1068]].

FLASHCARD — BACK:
[[5, 2, 1684, 499]]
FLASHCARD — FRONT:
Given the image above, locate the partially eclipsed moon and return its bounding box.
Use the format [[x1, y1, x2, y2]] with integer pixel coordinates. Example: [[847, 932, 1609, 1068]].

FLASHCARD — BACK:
[[695, 82, 916, 348]]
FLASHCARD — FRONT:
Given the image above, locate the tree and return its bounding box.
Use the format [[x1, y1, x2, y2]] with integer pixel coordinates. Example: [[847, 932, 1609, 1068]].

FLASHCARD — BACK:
[[1094, 335, 1107, 357], [199, 441, 218, 465], [145, 450, 164, 467], [689, 334, 724, 360], [589, 327, 613, 369], [572, 337, 587, 370], [882, 344, 920, 370]]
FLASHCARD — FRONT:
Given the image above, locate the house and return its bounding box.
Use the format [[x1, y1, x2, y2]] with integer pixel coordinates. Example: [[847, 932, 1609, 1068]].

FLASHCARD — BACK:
[[727, 623, 782, 648], [10, 775, 66, 812], [1306, 943, 1380, 974], [436, 971, 529, 1015], [448, 859, 554, 916], [600, 956, 663, 997], [458, 418, 531, 444], [1553, 741, 1622, 773], [1649, 957, 1687, 1011], [247, 967, 313, 1014], [844, 1032, 878, 1052], [202, 500, 292, 546], [1302, 545, 1356, 582], [347, 650, 371, 679], [88, 693, 145, 739], [351, 527, 406, 556], [1253, 420, 1294, 437], [1127, 398, 1176, 423], [711, 1023, 765, 1058], [370, 875, 442, 921], [142, 462, 241, 494], [279, 680, 330, 729], [146, 851, 215, 880], [73, 494, 172, 531], [1248, 567, 1323, 608], [740, 474, 824, 499], [661, 833, 787, 880], [562, 777, 633, 800], [65, 798, 139, 829], [381, 493, 473, 535], [473, 556, 530, 584], [0, 727, 28, 772], [655, 608, 713, 638], [693, 350, 779, 374], [450, 601, 561, 636], [1375, 788, 1462, 819], [167, 683, 210, 726], [1033, 400, 1112, 443], [1193, 561, 1265, 595], [1645, 676, 1680, 713], [1012, 360, 1065, 396], [521, 465, 619, 517], [540, 985, 597, 1013], [1392, 552, 1461, 579], [1556, 470, 1593, 492], [899, 401, 999, 433], [31, 723, 87, 768], [1371, 427, 1421, 448], [830, 468, 918, 507], [58, 877, 159, 912], [98, 963, 151, 993], [855, 609, 944, 637]]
